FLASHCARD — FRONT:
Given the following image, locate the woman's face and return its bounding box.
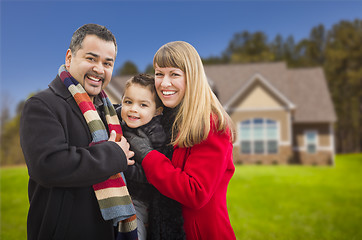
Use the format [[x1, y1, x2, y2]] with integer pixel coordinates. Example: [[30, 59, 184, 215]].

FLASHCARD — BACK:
[[154, 65, 186, 108]]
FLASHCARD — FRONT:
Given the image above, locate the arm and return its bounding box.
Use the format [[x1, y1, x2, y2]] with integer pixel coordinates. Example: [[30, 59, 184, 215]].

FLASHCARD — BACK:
[[20, 96, 128, 188], [124, 162, 149, 183], [142, 128, 233, 210]]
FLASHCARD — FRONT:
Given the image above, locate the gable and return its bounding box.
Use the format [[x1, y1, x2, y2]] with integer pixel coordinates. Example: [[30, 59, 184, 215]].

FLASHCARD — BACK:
[[225, 73, 295, 112], [236, 83, 285, 110]]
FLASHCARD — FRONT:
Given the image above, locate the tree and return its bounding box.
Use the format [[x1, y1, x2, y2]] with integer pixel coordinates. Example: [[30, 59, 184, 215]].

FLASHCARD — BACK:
[[117, 61, 139, 76], [283, 35, 298, 67], [324, 19, 362, 153], [224, 31, 275, 63], [202, 55, 229, 65], [293, 24, 326, 67], [0, 101, 25, 166], [144, 64, 154, 74], [0, 93, 12, 128], [270, 34, 284, 61]]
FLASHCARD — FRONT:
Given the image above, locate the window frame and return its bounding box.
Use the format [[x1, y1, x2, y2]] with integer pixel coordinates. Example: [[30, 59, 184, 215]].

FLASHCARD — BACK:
[[239, 118, 279, 154], [304, 130, 318, 154]]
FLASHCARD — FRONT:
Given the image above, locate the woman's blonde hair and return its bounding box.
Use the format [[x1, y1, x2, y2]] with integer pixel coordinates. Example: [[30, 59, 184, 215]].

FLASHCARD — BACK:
[[153, 41, 235, 147]]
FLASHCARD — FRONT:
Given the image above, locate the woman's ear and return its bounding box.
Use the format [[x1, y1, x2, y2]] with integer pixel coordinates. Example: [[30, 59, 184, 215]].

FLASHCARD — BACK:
[[155, 106, 163, 116]]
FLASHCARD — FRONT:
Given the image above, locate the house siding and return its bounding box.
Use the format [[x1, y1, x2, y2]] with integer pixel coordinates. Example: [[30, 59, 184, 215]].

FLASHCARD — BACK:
[[233, 145, 293, 165], [231, 110, 291, 144], [292, 123, 334, 165], [231, 109, 292, 164]]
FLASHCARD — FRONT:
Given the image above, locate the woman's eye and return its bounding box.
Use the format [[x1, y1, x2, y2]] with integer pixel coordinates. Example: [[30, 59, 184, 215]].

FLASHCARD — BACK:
[[155, 73, 163, 76]]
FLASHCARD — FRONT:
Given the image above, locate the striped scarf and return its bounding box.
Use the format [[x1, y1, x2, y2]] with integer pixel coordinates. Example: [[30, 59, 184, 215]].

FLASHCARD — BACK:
[[58, 65, 138, 240]]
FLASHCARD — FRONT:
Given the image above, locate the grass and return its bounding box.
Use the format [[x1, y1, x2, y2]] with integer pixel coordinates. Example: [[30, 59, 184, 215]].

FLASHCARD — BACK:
[[228, 153, 362, 240], [1, 154, 362, 240], [0, 166, 28, 240]]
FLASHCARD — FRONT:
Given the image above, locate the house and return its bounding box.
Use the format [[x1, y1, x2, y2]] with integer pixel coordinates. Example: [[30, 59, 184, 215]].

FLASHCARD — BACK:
[[106, 62, 337, 165]]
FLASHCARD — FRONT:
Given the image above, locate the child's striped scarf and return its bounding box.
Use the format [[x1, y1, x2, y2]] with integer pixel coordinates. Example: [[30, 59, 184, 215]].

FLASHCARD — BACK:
[[58, 65, 138, 240]]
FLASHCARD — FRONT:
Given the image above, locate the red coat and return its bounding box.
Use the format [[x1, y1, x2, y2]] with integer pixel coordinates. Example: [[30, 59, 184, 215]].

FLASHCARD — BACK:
[[142, 120, 236, 240]]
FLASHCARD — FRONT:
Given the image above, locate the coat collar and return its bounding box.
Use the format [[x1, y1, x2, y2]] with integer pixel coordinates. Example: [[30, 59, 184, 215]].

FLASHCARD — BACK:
[[48, 75, 72, 100], [49, 75, 92, 140], [49, 75, 103, 106]]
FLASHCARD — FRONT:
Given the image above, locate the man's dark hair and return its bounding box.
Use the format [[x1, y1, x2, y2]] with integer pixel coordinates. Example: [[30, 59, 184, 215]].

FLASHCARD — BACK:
[[69, 23, 117, 55], [125, 74, 163, 108]]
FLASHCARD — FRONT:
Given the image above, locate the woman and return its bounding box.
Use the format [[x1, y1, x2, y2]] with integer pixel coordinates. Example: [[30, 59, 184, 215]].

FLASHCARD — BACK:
[[125, 41, 236, 239]]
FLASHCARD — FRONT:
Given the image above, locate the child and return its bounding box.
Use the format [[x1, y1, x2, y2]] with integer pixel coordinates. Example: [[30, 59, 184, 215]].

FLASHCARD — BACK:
[[116, 73, 165, 240]]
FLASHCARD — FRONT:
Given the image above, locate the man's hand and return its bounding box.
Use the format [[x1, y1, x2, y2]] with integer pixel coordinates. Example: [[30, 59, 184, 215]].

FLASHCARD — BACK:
[[108, 131, 135, 165]]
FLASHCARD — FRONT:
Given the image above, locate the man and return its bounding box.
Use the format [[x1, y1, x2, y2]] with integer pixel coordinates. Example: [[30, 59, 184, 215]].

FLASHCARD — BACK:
[[20, 24, 135, 240]]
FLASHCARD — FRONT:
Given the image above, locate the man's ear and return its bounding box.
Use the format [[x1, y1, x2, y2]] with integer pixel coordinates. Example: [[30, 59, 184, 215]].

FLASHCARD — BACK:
[[65, 49, 72, 68], [155, 106, 163, 116]]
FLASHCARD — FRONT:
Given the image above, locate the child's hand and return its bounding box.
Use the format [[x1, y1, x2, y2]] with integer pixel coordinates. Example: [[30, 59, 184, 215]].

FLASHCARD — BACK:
[[123, 129, 153, 164]]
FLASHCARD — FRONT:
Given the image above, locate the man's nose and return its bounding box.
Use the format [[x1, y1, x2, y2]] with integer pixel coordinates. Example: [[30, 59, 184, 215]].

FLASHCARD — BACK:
[[92, 62, 105, 75]]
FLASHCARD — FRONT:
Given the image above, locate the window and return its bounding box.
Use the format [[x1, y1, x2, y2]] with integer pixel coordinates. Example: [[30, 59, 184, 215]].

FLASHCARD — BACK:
[[239, 118, 279, 154], [266, 120, 278, 154], [305, 131, 317, 154], [240, 120, 251, 154]]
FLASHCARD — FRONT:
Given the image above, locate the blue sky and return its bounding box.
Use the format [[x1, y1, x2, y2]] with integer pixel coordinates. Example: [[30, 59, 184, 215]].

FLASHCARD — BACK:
[[1, 1, 361, 116]]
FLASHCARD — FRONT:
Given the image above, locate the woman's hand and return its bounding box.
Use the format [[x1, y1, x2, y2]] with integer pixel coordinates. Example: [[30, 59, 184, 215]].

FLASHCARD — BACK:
[[123, 129, 153, 164]]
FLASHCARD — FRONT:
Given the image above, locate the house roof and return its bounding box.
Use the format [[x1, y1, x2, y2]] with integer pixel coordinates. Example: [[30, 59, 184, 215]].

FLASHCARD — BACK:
[[106, 75, 131, 104], [203, 62, 336, 123], [106, 62, 337, 123]]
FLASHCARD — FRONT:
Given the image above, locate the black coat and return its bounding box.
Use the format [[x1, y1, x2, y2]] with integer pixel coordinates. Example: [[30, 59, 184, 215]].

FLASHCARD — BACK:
[[118, 107, 185, 240], [20, 76, 128, 240]]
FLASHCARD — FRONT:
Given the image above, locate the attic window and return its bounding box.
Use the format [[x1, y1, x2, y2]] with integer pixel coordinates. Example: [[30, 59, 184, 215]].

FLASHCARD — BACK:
[[239, 118, 278, 154]]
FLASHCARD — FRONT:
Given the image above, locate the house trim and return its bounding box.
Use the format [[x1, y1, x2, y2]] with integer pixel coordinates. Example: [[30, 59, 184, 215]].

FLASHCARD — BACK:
[[229, 107, 289, 112]]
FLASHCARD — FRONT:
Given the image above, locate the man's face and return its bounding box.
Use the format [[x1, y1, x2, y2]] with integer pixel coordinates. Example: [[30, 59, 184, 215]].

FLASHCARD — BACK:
[[65, 34, 116, 100]]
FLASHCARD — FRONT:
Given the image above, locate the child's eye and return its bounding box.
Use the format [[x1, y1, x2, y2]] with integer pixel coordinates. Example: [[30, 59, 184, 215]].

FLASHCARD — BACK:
[[124, 100, 132, 105], [140, 104, 148, 108]]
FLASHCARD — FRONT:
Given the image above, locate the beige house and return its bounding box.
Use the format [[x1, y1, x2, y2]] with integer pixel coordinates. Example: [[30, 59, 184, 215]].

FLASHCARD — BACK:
[[106, 62, 337, 165]]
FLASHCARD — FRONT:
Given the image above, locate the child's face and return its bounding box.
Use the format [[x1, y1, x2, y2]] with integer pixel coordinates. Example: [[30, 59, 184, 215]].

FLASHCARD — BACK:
[[121, 84, 162, 128]]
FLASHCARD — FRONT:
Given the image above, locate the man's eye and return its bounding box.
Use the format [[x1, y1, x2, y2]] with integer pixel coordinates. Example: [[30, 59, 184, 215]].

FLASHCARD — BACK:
[[87, 57, 95, 61], [104, 62, 112, 67]]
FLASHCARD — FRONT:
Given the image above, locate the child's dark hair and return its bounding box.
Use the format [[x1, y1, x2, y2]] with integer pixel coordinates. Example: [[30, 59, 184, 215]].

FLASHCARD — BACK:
[[125, 74, 163, 108]]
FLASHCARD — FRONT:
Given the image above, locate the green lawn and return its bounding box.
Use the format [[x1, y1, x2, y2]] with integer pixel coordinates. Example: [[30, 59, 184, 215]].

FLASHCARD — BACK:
[[0, 166, 28, 240], [228, 153, 362, 240], [1, 154, 362, 240]]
